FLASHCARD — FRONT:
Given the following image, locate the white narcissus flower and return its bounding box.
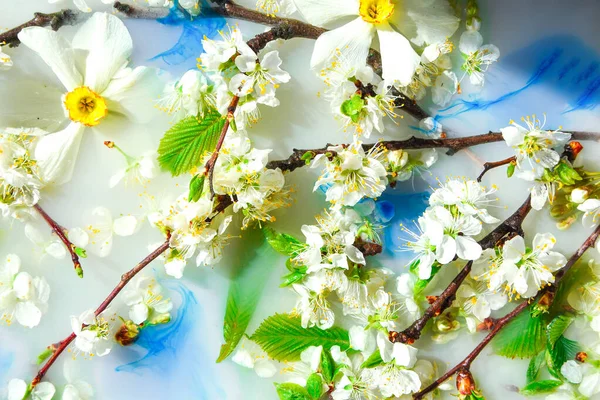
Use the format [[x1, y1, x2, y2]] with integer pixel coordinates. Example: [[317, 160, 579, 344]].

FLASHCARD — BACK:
[[0, 254, 50, 328], [500, 115, 571, 181], [294, 0, 459, 86], [312, 141, 388, 209], [12, 13, 162, 185], [499, 233, 567, 299], [431, 70, 458, 107], [578, 198, 600, 229], [8, 379, 55, 400], [0, 46, 12, 70], [71, 308, 116, 357], [121, 276, 173, 325], [458, 30, 500, 86], [456, 278, 507, 324], [77, 207, 138, 257], [231, 338, 277, 378]]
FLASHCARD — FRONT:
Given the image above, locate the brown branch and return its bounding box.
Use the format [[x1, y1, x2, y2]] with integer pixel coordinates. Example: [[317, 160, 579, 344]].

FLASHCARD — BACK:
[[0, 10, 80, 48], [33, 204, 83, 278], [413, 222, 600, 399], [30, 240, 170, 388], [390, 195, 533, 345], [477, 156, 516, 182]]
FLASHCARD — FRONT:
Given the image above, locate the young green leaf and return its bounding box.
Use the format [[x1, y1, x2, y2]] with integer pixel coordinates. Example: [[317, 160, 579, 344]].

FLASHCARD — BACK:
[[274, 383, 312, 400], [526, 351, 546, 384], [263, 227, 304, 256], [157, 111, 225, 176], [188, 174, 205, 202], [520, 380, 563, 396], [320, 348, 335, 383], [492, 309, 546, 358], [305, 373, 324, 399], [546, 316, 573, 348], [250, 314, 350, 362], [361, 349, 384, 369], [216, 240, 278, 363], [547, 335, 579, 377]]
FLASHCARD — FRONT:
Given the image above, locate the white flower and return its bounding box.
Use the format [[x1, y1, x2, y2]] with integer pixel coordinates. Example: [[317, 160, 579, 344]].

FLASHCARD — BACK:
[[109, 147, 157, 188], [499, 233, 567, 299], [283, 345, 322, 386], [402, 213, 444, 280], [25, 223, 67, 260], [458, 30, 500, 86], [200, 25, 254, 72], [70, 308, 116, 357], [0, 254, 50, 328], [559, 360, 600, 398], [578, 198, 600, 229], [312, 141, 387, 208], [256, 0, 297, 16], [62, 361, 94, 400], [0, 46, 12, 70], [431, 70, 458, 107], [371, 362, 421, 397], [456, 278, 507, 324], [294, 0, 459, 86], [231, 338, 277, 378], [76, 207, 138, 257], [377, 331, 418, 366], [349, 325, 377, 355], [229, 50, 290, 103], [330, 347, 378, 400], [292, 284, 335, 330], [567, 266, 600, 317], [530, 180, 557, 211], [156, 69, 216, 120], [8, 379, 55, 400], [121, 276, 173, 325], [429, 179, 500, 224], [571, 188, 589, 204], [396, 273, 421, 323], [500, 115, 571, 181], [428, 206, 483, 263], [12, 13, 162, 185], [470, 248, 505, 290], [179, 0, 201, 16]]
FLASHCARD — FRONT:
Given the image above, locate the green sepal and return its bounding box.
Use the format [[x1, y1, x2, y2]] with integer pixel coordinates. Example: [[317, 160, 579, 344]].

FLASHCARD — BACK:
[[555, 162, 583, 185], [507, 162, 516, 178], [74, 246, 87, 258], [340, 94, 364, 123]]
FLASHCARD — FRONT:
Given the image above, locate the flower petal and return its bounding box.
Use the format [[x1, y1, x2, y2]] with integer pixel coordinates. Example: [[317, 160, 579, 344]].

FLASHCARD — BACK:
[[113, 215, 138, 237], [377, 23, 420, 86], [15, 301, 42, 328], [393, 0, 460, 47], [293, 0, 359, 26], [34, 122, 85, 185]]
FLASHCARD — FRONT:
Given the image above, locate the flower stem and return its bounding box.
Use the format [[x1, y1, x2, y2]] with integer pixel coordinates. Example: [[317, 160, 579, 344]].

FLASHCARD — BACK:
[[413, 222, 600, 400], [390, 195, 533, 344], [0, 10, 80, 48], [33, 204, 83, 278], [30, 240, 170, 389]]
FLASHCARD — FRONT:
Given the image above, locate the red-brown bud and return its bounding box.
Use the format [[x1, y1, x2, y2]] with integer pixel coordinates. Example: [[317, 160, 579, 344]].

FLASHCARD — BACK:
[[576, 352, 588, 363], [456, 368, 476, 396]]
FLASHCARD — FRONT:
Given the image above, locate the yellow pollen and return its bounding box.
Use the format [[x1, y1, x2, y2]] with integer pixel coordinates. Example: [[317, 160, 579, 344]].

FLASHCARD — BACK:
[[64, 86, 108, 127], [359, 0, 395, 24]]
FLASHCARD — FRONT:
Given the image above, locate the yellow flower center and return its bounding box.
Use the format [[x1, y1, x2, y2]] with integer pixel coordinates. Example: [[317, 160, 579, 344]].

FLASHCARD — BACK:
[[359, 0, 395, 24], [64, 86, 108, 127]]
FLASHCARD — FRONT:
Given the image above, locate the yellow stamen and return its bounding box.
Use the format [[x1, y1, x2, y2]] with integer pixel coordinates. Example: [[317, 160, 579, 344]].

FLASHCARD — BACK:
[[359, 0, 395, 24], [64, 86, 108, 127]]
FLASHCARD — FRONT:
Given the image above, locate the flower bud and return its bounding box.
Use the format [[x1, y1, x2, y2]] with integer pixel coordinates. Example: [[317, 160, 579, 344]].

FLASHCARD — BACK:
[[571, 188, 589, 204], [576, 351, 588, 363], [115, 319, 140, 346], [456, 368, 476, 396]]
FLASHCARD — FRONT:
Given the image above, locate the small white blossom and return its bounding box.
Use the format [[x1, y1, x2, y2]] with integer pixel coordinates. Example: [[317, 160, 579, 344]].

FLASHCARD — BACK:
[[75, 207, 138, 257], [456, 278, 507, 327], [255, 0, 297, 16], [429, 179, 500, 224], [8, 379, 55, 400], [459, 30, 500, 86], [25, 223, 68, 260], [292, 284, 335, 330], [283, 345, 322, 386], [0, 254, 50, 328], [63, 361, 94, 400], [108, 145, 157, 188], [121, 276, 173, 325], [156, 70, 216, 120], [0, 46, 12, 70], [231, 338, 277, 378], [70, 308, 116, 357], [431, 70, 458, 107], [578, 198, 600, 229]]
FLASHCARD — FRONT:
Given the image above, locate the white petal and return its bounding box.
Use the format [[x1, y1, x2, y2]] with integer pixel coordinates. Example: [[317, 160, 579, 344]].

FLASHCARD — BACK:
[[377, 23, 420, 86], [13, 272, 33, 298], [459, 30, 483, 54], [293, 0, 358, 26], [68, 227, 89, 249], [46, 242, 67, 259], [113, 216, 138, 237], [456, 236, 482, 260], [310, 17, 374, 74], [254, 359, 277, 378], [35, 123, 85, 185], [561, 360, 583, 384], [129, 303, 149, 325], [392, 342, 418, 368], [394, 0, 460, 46], [8, 379, 28, 400], [32, 382, 55, 400], [501, 126, 526, 147], [17, 27, 82, 91], [72, 12, 133, 93], [15, 301, 43, 328]]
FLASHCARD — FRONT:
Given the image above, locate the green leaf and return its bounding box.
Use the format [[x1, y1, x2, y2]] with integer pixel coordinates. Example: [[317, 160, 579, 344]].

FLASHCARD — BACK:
[[74, 246, 87, 258], [250, 314, 350, 362], [216, 238, 278, 363], [305, 374, 324, 399], [492, 309, 546, 358], [36, 347, 54, 365], [340, 94, 365, 123], [274, 383, 312, 400], [547, 335, 579, 377], [547, 316, 573, 348], [157, 112, 225, 176], [320, 349, 335, 383], [263, 227, 304, 256], [188, 174, 205, 202], [507, 161, 516, 178], [361, 349, 384, 369], [526, 351, 546, 384], [280, 270, 307, 287], [520, 380, 563, 396]]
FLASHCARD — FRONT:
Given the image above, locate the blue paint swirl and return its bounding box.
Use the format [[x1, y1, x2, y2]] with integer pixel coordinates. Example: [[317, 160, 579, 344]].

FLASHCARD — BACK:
[[116, 281, 225, 399], [429, 35, 600, 126], [152, 0, 226, 66]]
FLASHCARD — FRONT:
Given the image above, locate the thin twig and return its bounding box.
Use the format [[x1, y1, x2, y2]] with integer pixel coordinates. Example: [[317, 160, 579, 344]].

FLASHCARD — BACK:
[[389, 196, 532, 344], [477, 156, 516, 182], [33, 204, 83, 278], [414, 223, 600, 399], [0, 10, 80, 47], [31, 240, 170, 388]]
